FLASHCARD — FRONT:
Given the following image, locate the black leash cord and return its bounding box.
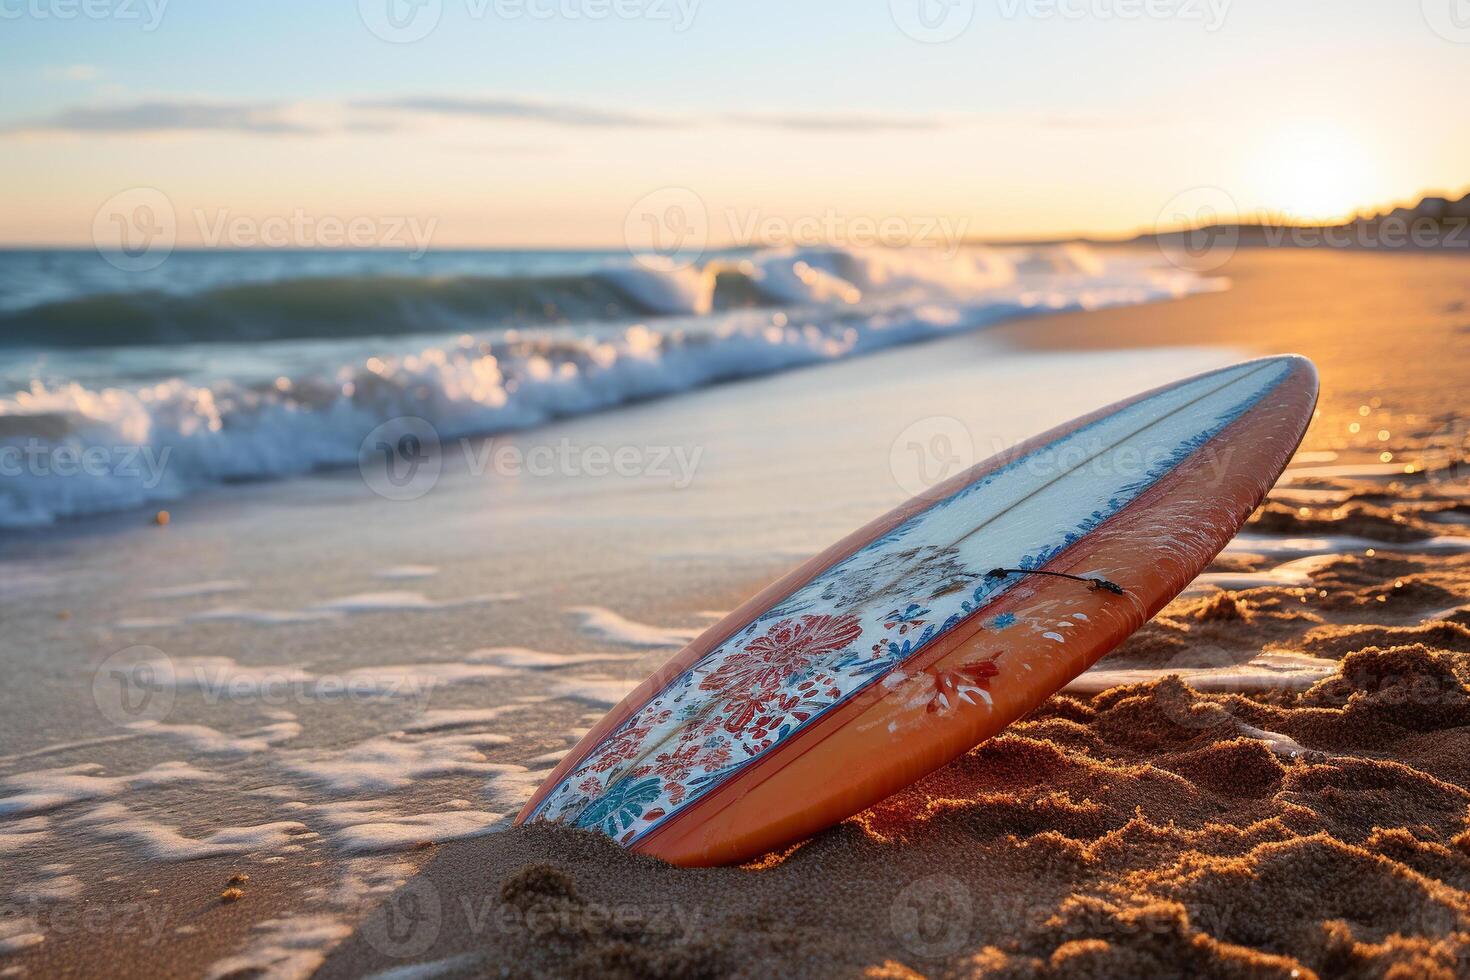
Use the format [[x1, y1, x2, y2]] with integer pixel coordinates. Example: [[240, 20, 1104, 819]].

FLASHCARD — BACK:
[[986, 567, 1126, 596]]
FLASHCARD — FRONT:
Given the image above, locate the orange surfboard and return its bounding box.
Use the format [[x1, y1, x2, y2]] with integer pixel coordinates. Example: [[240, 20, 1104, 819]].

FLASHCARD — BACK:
[[518, 356, 1318, 866]]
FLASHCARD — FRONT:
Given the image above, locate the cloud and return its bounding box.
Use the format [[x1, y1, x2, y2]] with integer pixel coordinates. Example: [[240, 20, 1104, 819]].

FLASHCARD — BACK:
[[357, 96, 677, 129], [721, 112, 948, 132], [42, 65, 101, 82], [3, 101, 330, 137], [1, 95, 968, 141]]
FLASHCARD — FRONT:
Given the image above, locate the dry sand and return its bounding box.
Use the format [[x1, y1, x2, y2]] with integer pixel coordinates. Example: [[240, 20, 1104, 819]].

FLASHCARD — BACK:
[[314, 248, 1470, 979]]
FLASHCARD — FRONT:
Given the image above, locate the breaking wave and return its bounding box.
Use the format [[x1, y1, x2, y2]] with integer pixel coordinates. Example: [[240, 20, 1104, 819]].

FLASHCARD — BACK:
[[0, 244, 1223, 527]]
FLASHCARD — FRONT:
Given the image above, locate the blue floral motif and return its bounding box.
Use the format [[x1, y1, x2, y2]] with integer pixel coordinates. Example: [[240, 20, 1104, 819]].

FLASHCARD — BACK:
[[576, 776, 663, 836], [991, 612, 1017, 630], [885, 603, 930, 627]]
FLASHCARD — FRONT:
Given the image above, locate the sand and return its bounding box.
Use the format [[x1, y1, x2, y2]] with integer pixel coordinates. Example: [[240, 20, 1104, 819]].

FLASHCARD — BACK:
[[310, 248, 1470, 979], [1, 248, 1466, 978]]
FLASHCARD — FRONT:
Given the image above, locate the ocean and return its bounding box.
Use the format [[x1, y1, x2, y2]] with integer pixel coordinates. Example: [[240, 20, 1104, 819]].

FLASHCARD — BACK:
[[0, 243, 1217, 527]]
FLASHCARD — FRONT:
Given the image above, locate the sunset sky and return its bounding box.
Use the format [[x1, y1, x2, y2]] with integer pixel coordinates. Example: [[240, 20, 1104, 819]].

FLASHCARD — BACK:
[[2, 0, 1467, 247]]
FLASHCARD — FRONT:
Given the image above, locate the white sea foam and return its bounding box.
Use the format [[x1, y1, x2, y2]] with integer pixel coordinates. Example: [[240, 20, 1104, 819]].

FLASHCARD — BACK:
[[76, 802, 312, 861], [468, 646, 639, 670], [548, 676, 639, 707], [361, 955, 485, 980], [182, 606, 336, 626], [483, 766, 552, 811], [0, 919, 45, 954], [307, 801, 506, 853], [372, 565, 440, 580], [116, 590, 516, 629], [1067, 651, 1338, 696], [1224, 534, 1470, 558], [124, 718, 302, 755], [400, 703, 540, 733], [203, 916, 353, 980], [0, 816, 49, 854], [114, 654, 512, 705], [310, 591, 518, 614], [0, 761, 220, 816], [1183, 554, 1343, 596], [566, 606, 701, 648], [140, 580, 249, 600], [282, 731, 518, 795], [0, 243, 1221, 527], [11, 867, 84, 903]]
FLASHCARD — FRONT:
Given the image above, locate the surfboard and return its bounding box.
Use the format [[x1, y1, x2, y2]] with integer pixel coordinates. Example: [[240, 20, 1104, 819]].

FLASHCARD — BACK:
[[517, 355, 1319, 866]]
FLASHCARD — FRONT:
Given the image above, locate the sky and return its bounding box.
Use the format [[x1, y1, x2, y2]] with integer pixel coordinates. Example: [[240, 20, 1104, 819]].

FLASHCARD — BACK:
[[1, 0, 1467, 248]]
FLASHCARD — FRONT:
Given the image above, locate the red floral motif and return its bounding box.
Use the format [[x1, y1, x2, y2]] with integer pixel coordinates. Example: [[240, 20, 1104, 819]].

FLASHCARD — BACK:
[[654, 743, 700, 782], [589, 708, 672, 772], [700, 742, 732, 772], [926, 656, 1001, 714], [699, 614, 862, 733]]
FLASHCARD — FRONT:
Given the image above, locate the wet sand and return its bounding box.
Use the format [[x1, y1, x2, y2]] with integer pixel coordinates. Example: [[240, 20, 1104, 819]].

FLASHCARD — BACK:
[[313, 248, 1470, 979]]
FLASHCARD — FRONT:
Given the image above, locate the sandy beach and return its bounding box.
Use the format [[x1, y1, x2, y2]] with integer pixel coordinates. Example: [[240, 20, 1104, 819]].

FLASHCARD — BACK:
[[1, 247, 1467, 978]]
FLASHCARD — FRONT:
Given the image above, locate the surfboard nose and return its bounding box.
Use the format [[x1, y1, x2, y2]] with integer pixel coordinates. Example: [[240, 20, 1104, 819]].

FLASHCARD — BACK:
[[1260, 353, 1318, 390]]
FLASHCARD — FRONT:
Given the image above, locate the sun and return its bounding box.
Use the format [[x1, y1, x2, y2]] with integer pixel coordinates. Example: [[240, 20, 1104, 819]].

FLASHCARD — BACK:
[[1250, 125, 1382, 223]]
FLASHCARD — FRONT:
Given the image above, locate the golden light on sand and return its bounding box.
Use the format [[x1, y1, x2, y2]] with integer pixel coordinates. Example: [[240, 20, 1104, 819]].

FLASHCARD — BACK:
[[1251, 124, 1382, 223]]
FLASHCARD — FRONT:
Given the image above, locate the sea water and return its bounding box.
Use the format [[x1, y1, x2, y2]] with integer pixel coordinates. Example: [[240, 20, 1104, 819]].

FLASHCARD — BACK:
[[0, 243, 1219, 527]]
